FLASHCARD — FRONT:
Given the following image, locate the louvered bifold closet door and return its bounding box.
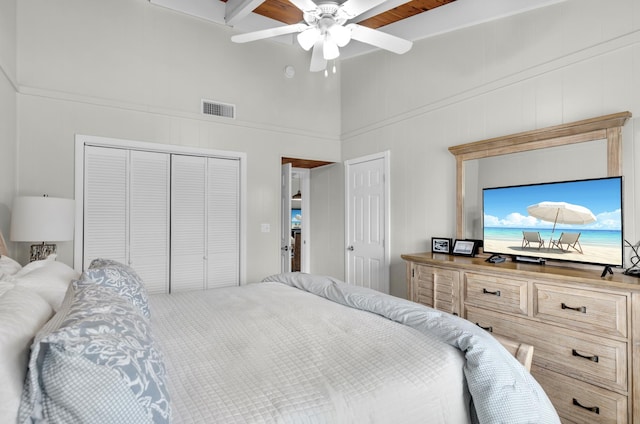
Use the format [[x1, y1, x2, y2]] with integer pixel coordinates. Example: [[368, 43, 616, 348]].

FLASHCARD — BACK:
[[207, 157, 240, 288], [171, 155, 206, 292], [83, 146, 128, 270], [83, 147, 170, 292], [129, 151, 170, 294]]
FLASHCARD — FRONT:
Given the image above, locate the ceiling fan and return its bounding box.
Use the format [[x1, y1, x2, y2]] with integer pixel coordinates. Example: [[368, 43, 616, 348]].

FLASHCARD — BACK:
[[230, 0, 413, 72]]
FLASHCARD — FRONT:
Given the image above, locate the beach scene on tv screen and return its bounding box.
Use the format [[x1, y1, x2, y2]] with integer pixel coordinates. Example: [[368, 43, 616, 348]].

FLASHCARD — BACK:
[[483, 178, 622, 266]]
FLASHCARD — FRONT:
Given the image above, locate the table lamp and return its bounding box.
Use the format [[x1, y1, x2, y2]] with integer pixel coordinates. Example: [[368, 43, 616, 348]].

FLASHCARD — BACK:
[[10, 195, 75, 261]]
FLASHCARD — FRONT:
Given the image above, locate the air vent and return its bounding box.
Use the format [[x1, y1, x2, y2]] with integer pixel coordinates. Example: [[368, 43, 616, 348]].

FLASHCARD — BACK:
[[202, 99, 235, 119]]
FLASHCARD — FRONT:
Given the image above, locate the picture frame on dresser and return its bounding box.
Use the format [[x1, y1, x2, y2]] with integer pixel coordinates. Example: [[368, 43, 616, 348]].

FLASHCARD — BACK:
[[452, 239, 477, 256], [431, 237, 452, 254]]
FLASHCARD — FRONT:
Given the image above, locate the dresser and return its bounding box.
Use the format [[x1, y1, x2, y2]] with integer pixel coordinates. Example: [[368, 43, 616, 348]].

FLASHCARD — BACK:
[[402, 252, 640, 424]]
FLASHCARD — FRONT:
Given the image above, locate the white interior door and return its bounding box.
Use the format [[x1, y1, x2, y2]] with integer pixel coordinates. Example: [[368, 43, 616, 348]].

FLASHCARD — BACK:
[[171, 155, 206, 292], [345, 152, 390, 293], [206, 157, 240, 289], [281, 163, 292, 273], [83, 146, 129, 269], [129, 150, 170, 294]]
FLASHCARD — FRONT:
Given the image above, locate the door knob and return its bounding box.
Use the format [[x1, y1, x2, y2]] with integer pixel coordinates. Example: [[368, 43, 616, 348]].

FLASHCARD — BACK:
[[347, 246, 354, 251], [281, 246, 289, 251]]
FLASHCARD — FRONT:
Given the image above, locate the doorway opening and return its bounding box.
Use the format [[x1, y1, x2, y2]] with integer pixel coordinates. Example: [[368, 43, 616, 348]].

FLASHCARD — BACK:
[[281, 157, 333, 273]]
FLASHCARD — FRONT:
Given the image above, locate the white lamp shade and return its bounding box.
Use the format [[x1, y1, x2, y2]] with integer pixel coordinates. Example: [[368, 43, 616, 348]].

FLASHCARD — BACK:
[[10, 196, 75, 242], [328, 24, 351, 47], [322, 37, 340, 60], [297, 27, 320, 51]]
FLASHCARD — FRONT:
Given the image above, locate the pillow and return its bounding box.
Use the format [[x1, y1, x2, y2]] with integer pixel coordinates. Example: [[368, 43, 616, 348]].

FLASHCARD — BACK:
[[10, 255, 57, 279], [0, 281, 15, 297], [6, 259, 79, 311], [0, 287, 53, 423], [18, 284, 171, 424], [0, 255, 22, 279], [75, 258, 150, 319], [88, 258, 128, 269]]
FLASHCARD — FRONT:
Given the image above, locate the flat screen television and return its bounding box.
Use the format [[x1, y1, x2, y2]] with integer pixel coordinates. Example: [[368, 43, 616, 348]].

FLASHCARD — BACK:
[[482, 176, 623, 268], [291, 209, 301, 230]]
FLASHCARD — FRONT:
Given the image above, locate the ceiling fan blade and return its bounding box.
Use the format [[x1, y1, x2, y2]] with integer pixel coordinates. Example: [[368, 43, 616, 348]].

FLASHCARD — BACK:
[[347, 24, 412, 54], [309, 40, 327, 72], [339, 0, 388, 19], [231, 24, 307, 43], [287, 0, 319, 13]]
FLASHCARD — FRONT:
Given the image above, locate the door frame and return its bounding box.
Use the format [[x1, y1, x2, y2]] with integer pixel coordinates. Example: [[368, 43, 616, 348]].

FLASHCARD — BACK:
[[280, 163, 292, 273], [74, 135, 247, 284], [292, 168, 310, 272], [281, 165, 311, 273], [344, 150, 390, 292]]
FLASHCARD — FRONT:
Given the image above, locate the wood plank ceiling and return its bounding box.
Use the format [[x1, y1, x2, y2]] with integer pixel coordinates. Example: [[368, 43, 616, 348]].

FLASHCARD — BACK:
[[224, 0, 456, 29], [282, 157, 334, 168]]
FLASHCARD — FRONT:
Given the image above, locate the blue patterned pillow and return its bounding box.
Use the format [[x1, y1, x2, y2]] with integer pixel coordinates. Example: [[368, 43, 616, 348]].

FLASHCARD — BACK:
[[76, 258, 151, 319], [18, 284, 171, 424]]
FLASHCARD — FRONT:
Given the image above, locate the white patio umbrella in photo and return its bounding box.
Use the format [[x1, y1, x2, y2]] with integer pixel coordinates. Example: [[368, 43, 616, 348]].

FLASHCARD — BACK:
[[526, 201, 596, 241]]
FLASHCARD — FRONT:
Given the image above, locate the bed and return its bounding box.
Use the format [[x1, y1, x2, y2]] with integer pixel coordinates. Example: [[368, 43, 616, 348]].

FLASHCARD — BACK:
[[0, 241, 559, 423]]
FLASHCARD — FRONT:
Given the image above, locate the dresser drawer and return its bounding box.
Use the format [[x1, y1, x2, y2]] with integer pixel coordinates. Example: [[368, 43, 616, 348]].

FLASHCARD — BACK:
[[533, 365, 627, 424], [464, 273, 527, 315], [412, 264, 460, 315], [533, 284, 627, 337], [466, 306, 627, 392]]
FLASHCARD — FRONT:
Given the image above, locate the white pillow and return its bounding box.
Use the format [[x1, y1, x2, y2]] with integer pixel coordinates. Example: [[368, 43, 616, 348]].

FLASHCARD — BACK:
[[0, 286, 53, 423], [9, 260, 79, 311], [0, 281, 15, 297], [0, 256, 22, 279], [10, 254, 57, 279]]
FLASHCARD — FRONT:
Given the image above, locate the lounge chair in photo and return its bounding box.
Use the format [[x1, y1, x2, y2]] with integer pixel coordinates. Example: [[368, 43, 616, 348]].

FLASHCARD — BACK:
[[550, 232, 583, 254], [522, 231, 545, 249]]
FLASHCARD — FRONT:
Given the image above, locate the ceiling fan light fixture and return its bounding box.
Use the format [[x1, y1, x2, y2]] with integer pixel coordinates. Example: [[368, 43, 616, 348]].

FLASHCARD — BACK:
[[230, 0, 413, 74], [297, 27, 319, 51], [322, 37, 340, 60], [328, 24, 351, 47]]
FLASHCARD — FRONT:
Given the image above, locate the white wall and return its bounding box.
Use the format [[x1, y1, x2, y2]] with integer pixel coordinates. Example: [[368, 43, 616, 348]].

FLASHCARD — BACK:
[[340, 0, 640, 298], [0, 0, 17, 249], [13, 0, 343, 281], [310, 163, 344, 277], [9, 0, 640, 293]]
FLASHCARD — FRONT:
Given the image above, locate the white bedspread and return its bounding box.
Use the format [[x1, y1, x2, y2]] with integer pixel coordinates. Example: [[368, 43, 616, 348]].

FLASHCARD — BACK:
[[150, 282, 470, 424], [264, 273, 560, 424]]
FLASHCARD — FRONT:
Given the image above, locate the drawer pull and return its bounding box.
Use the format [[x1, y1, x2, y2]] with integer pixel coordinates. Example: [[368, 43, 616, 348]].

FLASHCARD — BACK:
[[482, 288, 501, 296], [475, 323, 493, 332], [572, 398, 600, 414], [571, 349, 599, 363], [561, 303, 586, 313]]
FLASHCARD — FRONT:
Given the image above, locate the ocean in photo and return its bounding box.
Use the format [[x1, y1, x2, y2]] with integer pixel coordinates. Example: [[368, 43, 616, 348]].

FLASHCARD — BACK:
[[484, 227, 622, 247]]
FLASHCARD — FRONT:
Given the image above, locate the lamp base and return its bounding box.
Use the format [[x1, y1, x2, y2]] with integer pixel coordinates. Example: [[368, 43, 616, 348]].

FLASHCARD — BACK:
[[30, 243, 57, 262]]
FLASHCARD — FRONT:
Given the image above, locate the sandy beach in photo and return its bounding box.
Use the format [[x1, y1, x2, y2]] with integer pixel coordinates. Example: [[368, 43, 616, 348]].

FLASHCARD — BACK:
[[484, 238, 620, 265]]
